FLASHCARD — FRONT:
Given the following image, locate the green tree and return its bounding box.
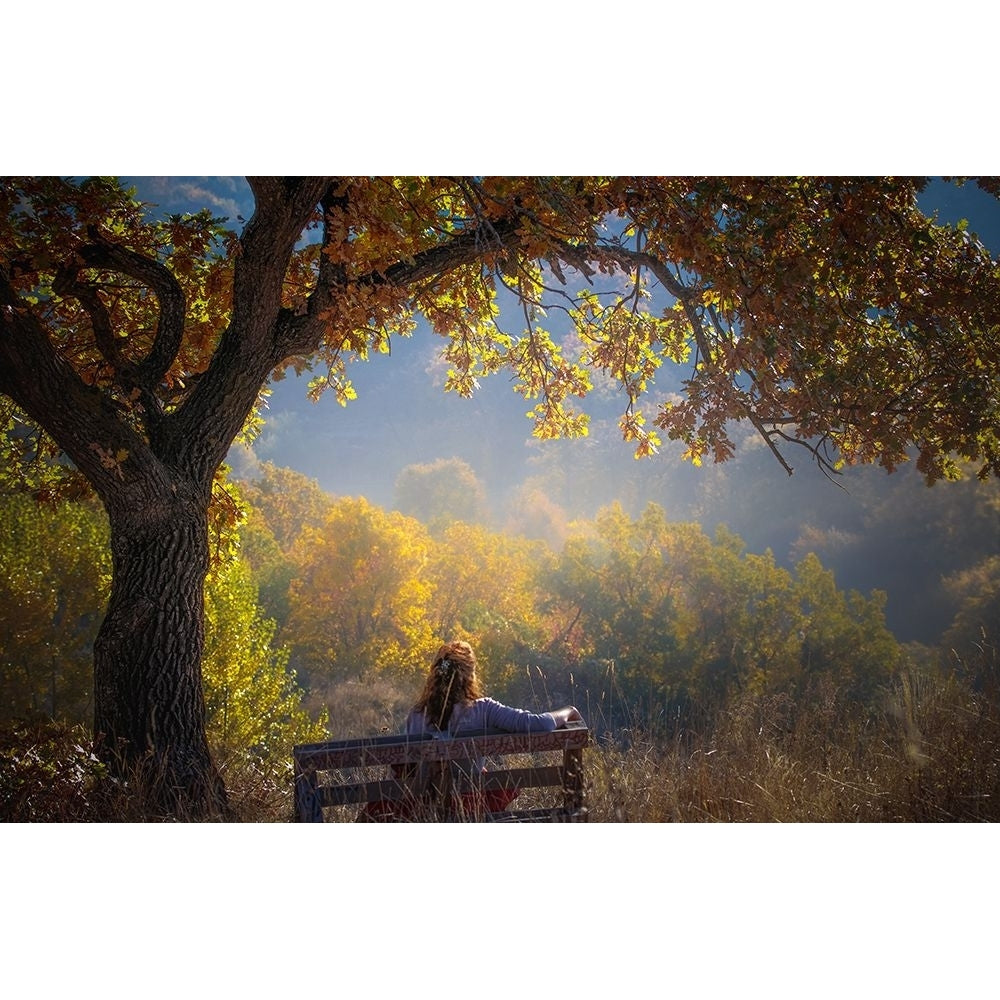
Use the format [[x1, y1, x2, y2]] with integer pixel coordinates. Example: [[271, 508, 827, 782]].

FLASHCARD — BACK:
[[0, 494, 110, 723], [236, 508, 296, 628], [542, 503, 899, 717], [942, 555, 1000, 670], [792, 553, 900, 700], [3, 175, 998, 814], [394, 457, 488, 530], [235, 463, 336, 629], [541, 504, 691, 704], [202, 557, 326, 761]]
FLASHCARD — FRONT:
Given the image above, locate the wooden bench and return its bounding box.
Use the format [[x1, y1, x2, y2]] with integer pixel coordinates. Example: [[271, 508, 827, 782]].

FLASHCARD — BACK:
[[293, 721, 590, 822]]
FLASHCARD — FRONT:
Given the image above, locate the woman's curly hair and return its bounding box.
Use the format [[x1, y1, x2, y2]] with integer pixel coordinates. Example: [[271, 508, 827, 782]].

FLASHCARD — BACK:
[[412, 640, 484, 731]]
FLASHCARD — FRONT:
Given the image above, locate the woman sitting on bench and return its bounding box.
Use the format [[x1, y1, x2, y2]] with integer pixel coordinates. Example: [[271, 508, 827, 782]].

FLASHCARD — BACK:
[[407, 640, 583, 740], [361, 640, 582, 820]]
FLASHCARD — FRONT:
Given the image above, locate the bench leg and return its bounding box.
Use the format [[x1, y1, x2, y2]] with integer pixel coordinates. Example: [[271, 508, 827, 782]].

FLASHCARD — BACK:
[[563, 747, 585, 820], [294, 766, 323, 822]]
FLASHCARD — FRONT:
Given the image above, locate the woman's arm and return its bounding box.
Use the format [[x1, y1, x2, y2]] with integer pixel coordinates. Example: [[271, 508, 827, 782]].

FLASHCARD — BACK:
[[475, 698, 585, 733], [548, 706, 584, 728]]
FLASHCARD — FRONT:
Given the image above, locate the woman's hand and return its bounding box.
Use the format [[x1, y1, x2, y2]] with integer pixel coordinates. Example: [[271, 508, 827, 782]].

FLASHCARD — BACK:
[[550, 706, 584, 728]]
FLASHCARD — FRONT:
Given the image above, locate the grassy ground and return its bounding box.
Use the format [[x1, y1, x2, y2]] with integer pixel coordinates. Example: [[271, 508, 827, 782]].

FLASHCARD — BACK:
[[584, 676, 1000, 822], [4, 657, 998, 822]]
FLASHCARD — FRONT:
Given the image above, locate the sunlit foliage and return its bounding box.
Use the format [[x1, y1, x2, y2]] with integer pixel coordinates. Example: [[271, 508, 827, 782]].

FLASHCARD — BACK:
[[284, 497, 436, 682], [0, 487, 322, 760], [538, 502, 901, 719], [202, 557, 326, 761], [423, 520, 550, 689], [3, 175, 998, 813], [238, 462, 333, 552]]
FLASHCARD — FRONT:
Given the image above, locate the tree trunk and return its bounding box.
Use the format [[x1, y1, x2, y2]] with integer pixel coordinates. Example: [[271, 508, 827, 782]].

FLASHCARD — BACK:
[[93, 486, 227, 819]]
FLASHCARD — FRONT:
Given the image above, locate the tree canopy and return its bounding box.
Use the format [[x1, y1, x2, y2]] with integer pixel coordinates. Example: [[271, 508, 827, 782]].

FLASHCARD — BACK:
[[2, 175, 998, 815], [4, 177, 999, 496]]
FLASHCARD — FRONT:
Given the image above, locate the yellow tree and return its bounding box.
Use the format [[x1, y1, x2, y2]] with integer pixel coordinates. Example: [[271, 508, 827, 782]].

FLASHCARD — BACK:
[[424, 520, 549, 687], [3, 176, 998, 813], [284, 497, 434, 683], [238, 462, 333, 552]]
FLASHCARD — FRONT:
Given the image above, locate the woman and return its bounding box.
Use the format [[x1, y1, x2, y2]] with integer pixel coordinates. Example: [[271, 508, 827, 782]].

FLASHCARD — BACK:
[[407, 640, 582, 737], [360, 640, 582, 820]]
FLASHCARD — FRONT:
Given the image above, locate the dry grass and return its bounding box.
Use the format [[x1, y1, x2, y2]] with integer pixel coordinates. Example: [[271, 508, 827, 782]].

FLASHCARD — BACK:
[[4, 654, 998, 822], [305, 676, 412, 739], [0, 720, 296, 822], [583, 668, 1000, 822]]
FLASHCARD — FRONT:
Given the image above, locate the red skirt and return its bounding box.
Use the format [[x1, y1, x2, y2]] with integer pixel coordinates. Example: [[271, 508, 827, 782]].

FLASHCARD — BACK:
[[358, 787, 519, 822]]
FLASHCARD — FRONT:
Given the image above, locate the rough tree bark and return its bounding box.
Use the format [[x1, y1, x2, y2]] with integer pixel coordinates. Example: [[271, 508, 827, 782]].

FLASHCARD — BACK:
[[93, 480, 224, 816]]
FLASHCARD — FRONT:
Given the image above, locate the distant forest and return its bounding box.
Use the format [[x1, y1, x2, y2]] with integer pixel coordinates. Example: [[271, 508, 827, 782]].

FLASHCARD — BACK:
[[4, 456, 996, 754], [230, 321, 1000, 649]]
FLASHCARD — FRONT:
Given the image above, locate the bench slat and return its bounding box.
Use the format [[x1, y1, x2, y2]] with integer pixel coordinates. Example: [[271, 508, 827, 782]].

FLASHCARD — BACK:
[[315, 764, 569, 807], [294, 723, 589, 770], [318, 779, 418, 808]]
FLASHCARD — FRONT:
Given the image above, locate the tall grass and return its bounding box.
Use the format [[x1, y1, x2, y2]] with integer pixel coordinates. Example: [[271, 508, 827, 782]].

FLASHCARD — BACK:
[[4, 649, 997, 822], [583, 661, 1000, 822]]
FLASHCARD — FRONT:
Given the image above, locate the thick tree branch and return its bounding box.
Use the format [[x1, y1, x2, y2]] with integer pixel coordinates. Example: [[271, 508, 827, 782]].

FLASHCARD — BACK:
[[52, 264, 136, 382], [747, 413, 796, 475], [276, 211, 523, 359], [76, 231, 187, 393], [0, 266, 167, 502], [167, 177, 334, 481]]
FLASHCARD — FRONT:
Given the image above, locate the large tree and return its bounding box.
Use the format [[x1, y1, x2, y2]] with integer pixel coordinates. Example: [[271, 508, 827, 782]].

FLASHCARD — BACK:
[[2, 176, 998, 815]]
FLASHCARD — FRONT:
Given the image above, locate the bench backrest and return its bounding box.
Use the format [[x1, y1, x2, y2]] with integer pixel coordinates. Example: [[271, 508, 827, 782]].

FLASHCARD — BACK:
[[293, 722, 590, 822]]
